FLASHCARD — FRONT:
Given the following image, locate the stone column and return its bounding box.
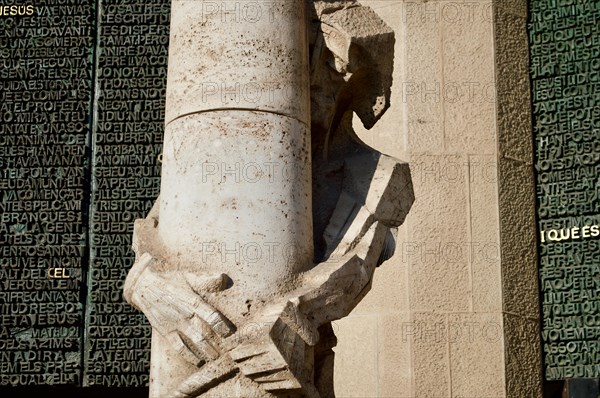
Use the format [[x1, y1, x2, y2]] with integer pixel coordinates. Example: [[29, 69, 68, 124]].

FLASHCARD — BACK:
[[142, 1, 312, 395], [124, 1, 413, 397], [159, 0, 312, 321]]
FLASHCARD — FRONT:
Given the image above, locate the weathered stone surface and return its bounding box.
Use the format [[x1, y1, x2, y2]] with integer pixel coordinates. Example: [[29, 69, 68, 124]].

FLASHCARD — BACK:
[[448, 313, 505, 397], [335, 0, 543, 396], [503, 313, 543, 397], [125, 1, 414, 396]]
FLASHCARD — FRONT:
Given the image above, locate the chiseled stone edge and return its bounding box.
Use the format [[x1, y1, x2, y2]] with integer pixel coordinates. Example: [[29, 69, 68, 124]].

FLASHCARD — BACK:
[[493, 1, 543, 397]]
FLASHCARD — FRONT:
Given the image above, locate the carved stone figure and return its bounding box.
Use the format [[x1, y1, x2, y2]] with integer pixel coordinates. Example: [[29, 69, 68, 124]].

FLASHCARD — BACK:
[[124, 1, 414, 396]]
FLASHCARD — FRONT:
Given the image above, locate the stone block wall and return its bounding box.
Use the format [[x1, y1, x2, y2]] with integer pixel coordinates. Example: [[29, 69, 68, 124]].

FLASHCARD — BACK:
[[334, 1, 543, 396]]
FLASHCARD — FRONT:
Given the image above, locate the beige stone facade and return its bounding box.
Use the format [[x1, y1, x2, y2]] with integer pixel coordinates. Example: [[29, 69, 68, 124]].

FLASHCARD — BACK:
[[335, 1, 543, 396]]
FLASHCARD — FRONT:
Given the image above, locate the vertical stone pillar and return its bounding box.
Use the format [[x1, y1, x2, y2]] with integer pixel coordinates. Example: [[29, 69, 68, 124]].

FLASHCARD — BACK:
[[494, 1, 544, 396], [145, 1, 312, 395], [159, 0, 312, 310], [125, 1, 413, 396]]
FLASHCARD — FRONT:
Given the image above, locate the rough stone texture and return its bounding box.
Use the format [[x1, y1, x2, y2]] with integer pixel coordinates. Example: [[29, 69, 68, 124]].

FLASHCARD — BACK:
[[128, 156, 413, 397], [497, 159, 539, 319], [448, 313, 505, 398], [164, 0, 309, 124], [469, 155, 502, 313], [333, 0, 542, 397], [378, 313, 412, 397], [125, 1, 415, 396], [494, 3, 543, 395], [159, 0, 312, 308], [352, 0, 407, 159], [494, 0, 541, 320], [444, 1, 496, 155], [123, 0, 543, 395], [159, 112, 313, 304], [352, 236, 410, 314], [503, 314, 544, 398], [332, 315, 379, 397], [411, 312, 450, 397], [495, 0, 528, 18], [408, 154, 471, 313], [404, 2, 444, 154], [494, 7, 535, 165]]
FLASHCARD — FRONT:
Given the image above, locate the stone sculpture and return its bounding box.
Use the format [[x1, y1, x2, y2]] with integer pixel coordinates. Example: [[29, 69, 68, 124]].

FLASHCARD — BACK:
[[124, 1, 414, 396]]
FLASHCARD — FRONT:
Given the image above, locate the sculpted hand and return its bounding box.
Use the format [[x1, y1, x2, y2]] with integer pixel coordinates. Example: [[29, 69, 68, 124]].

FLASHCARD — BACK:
[[124, 253, 235, 366]]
